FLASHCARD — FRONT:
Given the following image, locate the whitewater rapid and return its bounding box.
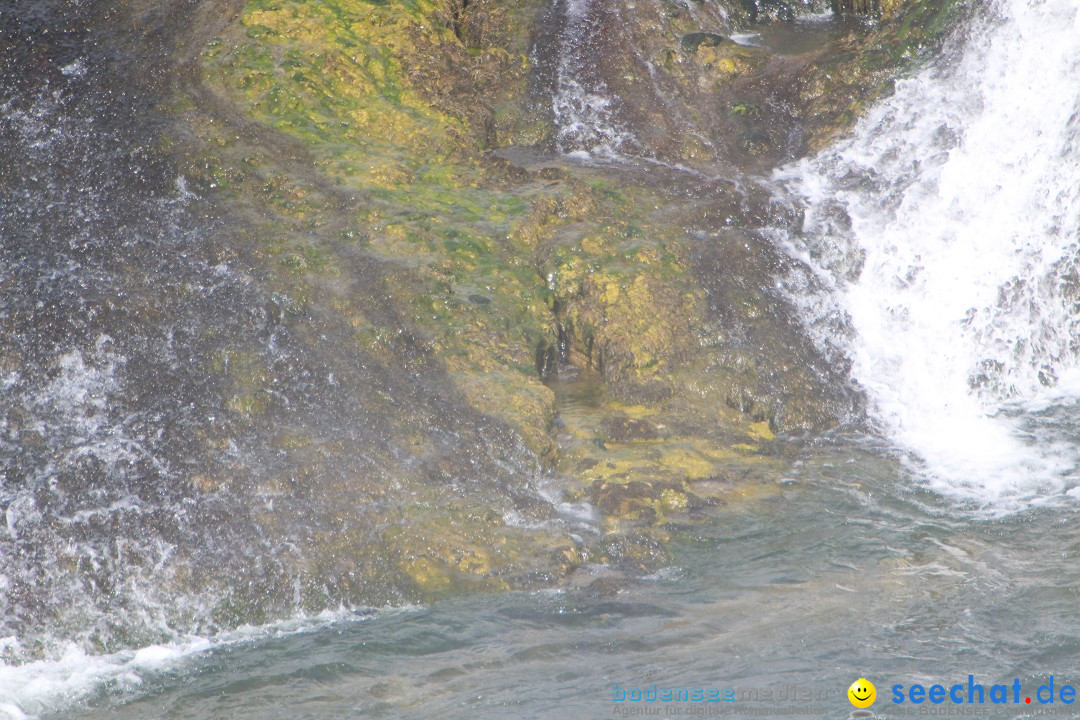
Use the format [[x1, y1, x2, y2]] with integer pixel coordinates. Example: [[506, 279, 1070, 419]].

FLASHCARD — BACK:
[[781, 0, 1080, 505]]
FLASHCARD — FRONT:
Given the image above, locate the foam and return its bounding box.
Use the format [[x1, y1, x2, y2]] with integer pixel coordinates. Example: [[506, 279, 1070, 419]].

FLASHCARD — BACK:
[[779, 0, 1080, 507], [0, 608, 383, 719]]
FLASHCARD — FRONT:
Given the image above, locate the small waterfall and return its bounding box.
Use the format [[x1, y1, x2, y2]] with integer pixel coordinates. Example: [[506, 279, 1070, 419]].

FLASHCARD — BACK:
[[550, 0, 636, 156], [781, 0, 1080, 504], [0, 0, 296, 664]]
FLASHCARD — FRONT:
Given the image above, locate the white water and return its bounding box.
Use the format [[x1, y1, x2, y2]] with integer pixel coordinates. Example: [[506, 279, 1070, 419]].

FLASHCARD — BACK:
[[0, 637, 212, 720], [781, 0, 1080, 505], [0, 609, 388, 720], [551, 0, 636, 155]]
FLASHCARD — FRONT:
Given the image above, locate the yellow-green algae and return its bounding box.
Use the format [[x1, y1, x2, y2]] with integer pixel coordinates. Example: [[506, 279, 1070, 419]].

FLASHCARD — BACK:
[[180, 0, 961, 607]]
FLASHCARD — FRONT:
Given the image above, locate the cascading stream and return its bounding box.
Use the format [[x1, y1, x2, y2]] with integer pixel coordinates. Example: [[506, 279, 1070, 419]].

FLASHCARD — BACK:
[[779, 0, 1080, 505], [550, 0, 636, 155]]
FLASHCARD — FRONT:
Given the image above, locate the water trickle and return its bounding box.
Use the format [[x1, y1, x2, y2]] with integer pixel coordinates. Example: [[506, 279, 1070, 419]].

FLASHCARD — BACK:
[[550, 0, 636, 156]]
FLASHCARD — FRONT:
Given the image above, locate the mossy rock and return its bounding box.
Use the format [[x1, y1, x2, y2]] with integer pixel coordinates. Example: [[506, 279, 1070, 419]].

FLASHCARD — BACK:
[[171, 0, 878, 621]]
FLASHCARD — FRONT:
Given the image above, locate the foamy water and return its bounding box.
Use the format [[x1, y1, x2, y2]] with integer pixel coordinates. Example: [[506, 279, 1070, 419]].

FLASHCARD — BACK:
[[551, 0, 636, 155], [780, 0, 1080, 506], [0, 609, 386, 720]]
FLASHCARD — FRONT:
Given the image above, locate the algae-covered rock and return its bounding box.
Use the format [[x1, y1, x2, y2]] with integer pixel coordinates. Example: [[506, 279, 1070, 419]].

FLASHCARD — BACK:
[[164, 0, 956, 621], [0, 0, 970, 657], [558, 259, 701, 401], [529, 0, 965, 166], [797, 0, 969, 148]]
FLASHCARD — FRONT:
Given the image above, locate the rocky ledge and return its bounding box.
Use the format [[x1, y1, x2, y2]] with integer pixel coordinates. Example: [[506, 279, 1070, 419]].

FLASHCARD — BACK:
[[147, 0, 962, 621]]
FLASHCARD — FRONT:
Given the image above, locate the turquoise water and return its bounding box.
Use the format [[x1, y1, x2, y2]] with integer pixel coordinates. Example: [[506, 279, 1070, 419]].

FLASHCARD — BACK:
[[52, 438, 1080, 719]]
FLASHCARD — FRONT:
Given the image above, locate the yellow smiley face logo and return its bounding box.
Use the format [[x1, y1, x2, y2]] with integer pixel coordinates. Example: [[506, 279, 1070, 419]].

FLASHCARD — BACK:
[[848, 678, 876, 708]]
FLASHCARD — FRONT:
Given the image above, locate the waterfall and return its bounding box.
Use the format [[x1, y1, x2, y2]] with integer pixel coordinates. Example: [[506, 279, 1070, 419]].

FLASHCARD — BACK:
[[781, 0, 1080, 504], [550, 0, 636, 155]]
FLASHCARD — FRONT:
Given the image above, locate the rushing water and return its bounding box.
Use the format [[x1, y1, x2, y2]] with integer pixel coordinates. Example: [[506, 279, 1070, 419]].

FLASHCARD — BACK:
[[0, 0, 272, 661], [10, 441, 1080, 719], [550, 0, 637, 155], [1, 0, 563, 678], [6, 0, 1080, 716], [778, 0, 1080, 506]]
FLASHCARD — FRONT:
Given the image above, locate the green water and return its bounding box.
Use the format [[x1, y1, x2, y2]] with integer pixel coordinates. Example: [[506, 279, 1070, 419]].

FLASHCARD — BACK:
[[57, 438, 1080, 719]]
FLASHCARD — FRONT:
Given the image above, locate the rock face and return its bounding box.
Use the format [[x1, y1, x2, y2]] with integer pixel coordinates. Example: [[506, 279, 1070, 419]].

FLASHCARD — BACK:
[[534, 0, 964, 166], [150, 0, 960, 617]]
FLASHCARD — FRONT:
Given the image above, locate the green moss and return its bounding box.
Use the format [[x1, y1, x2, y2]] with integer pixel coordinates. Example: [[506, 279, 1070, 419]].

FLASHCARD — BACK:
[[180, 0, 844, 616]]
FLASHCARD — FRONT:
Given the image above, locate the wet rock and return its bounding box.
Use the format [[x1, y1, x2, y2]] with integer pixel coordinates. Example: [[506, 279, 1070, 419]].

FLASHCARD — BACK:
[[600, 415, 660, 443], [581, 575, 627, 598], [162, 0, 952, 624], [532, 0, 963, 167], [599, 531, 671, 573], [591, 480, 661, 521], [680, 32, 731, 52]]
